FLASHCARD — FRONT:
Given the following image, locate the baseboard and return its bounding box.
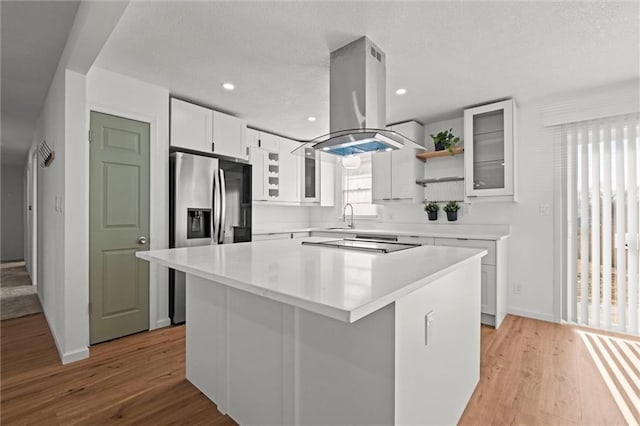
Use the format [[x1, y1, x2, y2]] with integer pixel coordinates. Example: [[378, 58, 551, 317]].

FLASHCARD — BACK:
[[40, 296, 90, 365], [507, 308, 556, 323], [40, 303, 66, 364], [153, 317, 171, 330], [61, 347, 89, 364]]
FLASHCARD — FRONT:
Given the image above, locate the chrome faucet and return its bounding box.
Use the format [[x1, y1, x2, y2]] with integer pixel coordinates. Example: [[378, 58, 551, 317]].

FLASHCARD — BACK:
[[343, 203, 354, 229]]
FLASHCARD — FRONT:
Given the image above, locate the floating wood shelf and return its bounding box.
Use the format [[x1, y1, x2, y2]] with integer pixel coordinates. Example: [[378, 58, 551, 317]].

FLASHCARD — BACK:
[[416, 147, 464, 161]]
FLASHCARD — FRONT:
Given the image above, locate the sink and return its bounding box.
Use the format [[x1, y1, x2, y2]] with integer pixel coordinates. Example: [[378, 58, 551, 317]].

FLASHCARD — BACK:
[[302, 238, 420, 254]]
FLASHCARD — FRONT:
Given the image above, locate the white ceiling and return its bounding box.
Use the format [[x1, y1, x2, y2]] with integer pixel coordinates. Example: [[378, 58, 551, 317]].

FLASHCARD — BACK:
[[95, 1, 639, 141], [1, 1, 79, 165]]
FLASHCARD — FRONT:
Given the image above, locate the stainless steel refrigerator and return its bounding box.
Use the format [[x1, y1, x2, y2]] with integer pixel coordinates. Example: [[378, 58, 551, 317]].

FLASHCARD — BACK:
[[169, 151, 252, 324]]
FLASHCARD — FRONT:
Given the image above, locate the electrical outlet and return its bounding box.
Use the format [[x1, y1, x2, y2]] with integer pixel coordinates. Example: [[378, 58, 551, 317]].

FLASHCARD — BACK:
[[513, 282, 522, 295], [538, 203, 551, 216]]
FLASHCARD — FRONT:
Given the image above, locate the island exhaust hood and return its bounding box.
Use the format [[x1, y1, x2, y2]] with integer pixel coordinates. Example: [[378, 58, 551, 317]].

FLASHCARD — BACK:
[[303, 36, 413, 157]]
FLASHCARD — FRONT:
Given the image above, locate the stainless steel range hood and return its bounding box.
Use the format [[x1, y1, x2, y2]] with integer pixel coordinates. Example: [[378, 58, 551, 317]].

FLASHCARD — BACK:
[[297, 36, 414, 157]]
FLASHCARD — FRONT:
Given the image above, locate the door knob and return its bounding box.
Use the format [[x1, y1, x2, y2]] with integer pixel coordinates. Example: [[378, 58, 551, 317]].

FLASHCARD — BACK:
[[137, 236, 147, 245]]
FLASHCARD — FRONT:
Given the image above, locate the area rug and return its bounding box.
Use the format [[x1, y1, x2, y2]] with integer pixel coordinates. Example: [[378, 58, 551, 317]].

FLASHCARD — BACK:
[[1, 262, 42, 320]]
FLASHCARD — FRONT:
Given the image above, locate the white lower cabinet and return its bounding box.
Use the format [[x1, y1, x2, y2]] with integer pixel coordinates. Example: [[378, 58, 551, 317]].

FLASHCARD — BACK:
[[480, 265, 496, 316], [434, 237, 506, 328], [397, 236, 435, 245]]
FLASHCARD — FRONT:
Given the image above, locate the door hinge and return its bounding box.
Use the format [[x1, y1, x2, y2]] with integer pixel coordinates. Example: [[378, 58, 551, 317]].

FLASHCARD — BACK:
[[88, 130, 92, 143]]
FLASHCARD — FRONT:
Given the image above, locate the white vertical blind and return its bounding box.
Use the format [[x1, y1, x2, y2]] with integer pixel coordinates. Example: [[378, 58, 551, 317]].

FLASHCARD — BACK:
[[566, 126, 578, 323], [567, 113, 640, 335], [590, 123, 601, 327], [601, 122, 613, 329], [615, 118, 627, 330], [626, 119, 639, 334], [579, 123, 590, 324]]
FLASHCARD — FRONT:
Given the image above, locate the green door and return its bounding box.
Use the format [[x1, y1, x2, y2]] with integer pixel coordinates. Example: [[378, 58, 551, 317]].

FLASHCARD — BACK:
[[89, 111, 150, 344]]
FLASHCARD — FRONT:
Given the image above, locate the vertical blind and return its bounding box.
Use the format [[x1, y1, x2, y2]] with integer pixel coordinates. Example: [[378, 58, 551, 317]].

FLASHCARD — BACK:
[[564, 114, 639, 335]]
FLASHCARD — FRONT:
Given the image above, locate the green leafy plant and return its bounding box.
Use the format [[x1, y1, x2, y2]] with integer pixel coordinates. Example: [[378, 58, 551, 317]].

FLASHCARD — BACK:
[[429, 128, 461, 155], [424, 201, 439, 213], [443, 201, 460, 213]]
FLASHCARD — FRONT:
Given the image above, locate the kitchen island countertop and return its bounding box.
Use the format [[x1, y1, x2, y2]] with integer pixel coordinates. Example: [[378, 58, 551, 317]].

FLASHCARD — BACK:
[[137, 237, 485, 323]]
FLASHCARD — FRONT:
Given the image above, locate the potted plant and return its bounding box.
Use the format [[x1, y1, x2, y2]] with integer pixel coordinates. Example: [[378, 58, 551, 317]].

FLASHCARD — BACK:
[[443, 201, 460, 221], [429, 128, 461, 155], [424, 201, 439, 221]]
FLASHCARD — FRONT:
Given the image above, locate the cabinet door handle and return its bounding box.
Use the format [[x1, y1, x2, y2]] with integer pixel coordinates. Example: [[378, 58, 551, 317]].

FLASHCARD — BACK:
[[456, 238, 469, 241], [211, 142, 215, 152], [425, 311, 435, 346]]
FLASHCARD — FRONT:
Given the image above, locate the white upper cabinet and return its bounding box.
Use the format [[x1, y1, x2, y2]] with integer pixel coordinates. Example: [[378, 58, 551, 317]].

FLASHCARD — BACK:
[[170, 98, 212, 153], [258, 132, 279, 153], [247, 128, 333, 205], [278, 137, 301, 203], [319, 153, 335, 207], [212, 110, 246, 159], [170, 98, 246, 160], [301, 147, 320, 203], [372, 150, 392, 201], [372, 121, 425, 203], [464, 99, 516, 201]]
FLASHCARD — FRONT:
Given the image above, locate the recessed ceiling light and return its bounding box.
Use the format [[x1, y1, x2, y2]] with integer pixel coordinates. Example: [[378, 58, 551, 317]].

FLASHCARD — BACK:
[[322, 147, 330, 151], [222, 82, 235, 91], [395, 88, 407, 95], [307, 116, 316, 122], [385, 147, 393, 152]]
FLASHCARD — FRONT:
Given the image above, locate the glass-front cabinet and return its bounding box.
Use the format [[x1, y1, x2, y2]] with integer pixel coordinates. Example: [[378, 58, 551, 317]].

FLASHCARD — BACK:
[[301, 147, 319, 202], [464, 99, 516, 201]]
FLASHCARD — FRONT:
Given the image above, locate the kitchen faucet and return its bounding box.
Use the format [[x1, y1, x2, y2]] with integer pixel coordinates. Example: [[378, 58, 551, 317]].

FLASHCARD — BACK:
[[343, 203, 354, 229]]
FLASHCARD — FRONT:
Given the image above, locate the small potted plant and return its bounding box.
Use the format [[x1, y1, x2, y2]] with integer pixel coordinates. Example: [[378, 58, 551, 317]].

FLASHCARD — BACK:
[[429, 128, 461, 155], [424, 201, 439, 221], [443, 201, 460, 221]]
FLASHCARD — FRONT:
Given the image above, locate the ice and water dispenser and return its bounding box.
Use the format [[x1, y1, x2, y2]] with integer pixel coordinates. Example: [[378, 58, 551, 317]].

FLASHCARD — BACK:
[[186, 208, 211, 239]]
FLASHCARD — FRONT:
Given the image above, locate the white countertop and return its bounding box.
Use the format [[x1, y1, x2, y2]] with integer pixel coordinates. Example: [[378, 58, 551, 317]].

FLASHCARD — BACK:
[[137, 237, 486, 323], [252, 226, 510, 241]]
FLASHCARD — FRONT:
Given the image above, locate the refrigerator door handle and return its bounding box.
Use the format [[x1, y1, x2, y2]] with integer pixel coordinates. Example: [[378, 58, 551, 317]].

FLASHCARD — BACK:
[[213, 169, 221, 244], [218, 169, 227, 244]]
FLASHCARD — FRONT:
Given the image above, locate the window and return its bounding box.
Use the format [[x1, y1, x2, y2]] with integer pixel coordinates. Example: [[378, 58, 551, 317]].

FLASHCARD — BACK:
[[342, 153, 378, 216]]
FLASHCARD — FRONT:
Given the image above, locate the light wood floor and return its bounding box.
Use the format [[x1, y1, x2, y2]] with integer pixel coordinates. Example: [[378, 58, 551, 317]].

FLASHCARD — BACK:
[[1, 313, 635, 425]]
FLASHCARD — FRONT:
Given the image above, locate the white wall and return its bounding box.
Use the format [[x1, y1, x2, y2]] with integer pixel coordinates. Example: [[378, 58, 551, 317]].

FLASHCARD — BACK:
[[24, 1, 129, 364], [1, 165, 25, 261], [253, 204, 312, 230], [86, 66, 170, 330], [29, 64, 76, 361], [308, 79, 639, 323]]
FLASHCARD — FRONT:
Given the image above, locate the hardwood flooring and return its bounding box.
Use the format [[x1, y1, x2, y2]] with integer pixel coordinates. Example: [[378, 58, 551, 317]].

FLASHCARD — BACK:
[[460, 315, 637, 425], [1, 313, 636, 425], [1, 314, 235, 425]]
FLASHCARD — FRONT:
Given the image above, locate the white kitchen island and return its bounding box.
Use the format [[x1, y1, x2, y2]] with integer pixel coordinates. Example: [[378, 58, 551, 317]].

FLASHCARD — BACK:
[[137, 237, 486, 425]]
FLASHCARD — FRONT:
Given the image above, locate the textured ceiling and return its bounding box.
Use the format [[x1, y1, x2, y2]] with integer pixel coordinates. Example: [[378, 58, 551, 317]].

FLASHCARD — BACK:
[[95, 1, 639, 141], [1, 1, 79, 165]]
